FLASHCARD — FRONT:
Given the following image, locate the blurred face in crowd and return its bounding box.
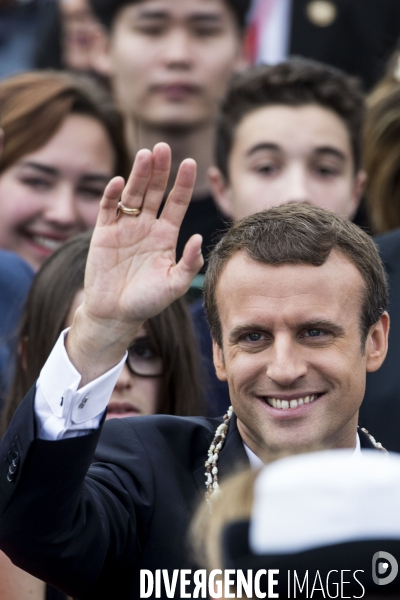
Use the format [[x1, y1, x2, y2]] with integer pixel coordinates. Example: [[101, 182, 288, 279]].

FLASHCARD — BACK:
[[213, 251, 388, 456], [60, 0, 106, 72], [66, 290, 163, 418], [94, 0, 244, 129], [209, 105, 366, 221], [0, 114, 115, 270]]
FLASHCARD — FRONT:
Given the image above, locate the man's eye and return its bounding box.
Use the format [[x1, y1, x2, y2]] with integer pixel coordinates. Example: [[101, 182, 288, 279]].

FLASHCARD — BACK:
[[245, 333, 264, 342], [306, 329, 324, 337], [136, 25, 165, 36], [255, 164, 278, 175]]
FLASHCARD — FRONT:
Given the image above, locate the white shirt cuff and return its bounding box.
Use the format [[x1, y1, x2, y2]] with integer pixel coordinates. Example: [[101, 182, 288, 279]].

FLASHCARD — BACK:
[[35, 329, 126, 440]]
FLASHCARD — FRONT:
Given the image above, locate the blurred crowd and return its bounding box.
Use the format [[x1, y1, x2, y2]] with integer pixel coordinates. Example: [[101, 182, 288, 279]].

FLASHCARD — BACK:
[[1, 0, 400, 598]]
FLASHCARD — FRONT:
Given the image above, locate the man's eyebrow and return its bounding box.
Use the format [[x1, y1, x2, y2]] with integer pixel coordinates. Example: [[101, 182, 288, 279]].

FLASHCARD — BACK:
[[188, 14, 224, 24], [136, 9, 168, 20], [136, 10, 224, 22], [246, 143, 281, 157], [313, 147, 346, 162]]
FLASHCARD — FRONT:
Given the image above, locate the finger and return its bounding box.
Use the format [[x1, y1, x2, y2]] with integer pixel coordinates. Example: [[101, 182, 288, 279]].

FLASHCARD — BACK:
[[170, 234, 204, 296], [141, 142, 171, 216], [120, 148, 153, 209], [96, 176, 125, 226], [160, 158, 197, 228]]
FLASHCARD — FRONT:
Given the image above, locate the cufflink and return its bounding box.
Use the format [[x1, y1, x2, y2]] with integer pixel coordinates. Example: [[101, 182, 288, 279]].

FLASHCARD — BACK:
[[78, 397, 89, 409]]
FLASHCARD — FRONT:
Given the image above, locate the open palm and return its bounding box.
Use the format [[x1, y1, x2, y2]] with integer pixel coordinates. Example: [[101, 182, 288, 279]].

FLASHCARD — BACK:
[[84, 143, 203, 325], [67, 143, 203, 384]]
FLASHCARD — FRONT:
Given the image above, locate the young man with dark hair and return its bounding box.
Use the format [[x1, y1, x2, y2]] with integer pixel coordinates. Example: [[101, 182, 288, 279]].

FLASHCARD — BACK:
[[209, 58, 366, 221], [88, 0, 250, 262], [0, 148, 389, 598], [194, 58, 367, 414]]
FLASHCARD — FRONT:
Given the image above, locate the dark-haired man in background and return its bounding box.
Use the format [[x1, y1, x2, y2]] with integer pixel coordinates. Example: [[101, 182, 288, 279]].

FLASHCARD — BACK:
[[192, 58, 367, 415], [89, 0, 250, 263]]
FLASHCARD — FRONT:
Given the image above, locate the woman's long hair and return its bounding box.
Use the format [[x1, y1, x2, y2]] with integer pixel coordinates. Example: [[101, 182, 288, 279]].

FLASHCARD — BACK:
[[0, 232, 204, 436], [0, 70, 130, 179], [364, 50, 400, 233]]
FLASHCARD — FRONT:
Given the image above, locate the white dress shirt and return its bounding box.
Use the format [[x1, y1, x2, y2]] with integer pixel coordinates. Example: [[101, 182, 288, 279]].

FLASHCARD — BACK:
[[35, 329, 126, 440]]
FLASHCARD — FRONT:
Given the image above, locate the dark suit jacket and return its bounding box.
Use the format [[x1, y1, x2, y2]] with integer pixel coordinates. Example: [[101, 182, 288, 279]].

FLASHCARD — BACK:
[[361, 229, 400, 453], [0, 387, 377, 599], [289, 0, 400, 89]]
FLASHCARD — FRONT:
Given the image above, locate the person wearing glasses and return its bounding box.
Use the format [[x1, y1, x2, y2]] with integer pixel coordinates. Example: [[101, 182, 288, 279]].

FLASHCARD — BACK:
[[0, 230, 204, 438], [0, 229, 204, 599]]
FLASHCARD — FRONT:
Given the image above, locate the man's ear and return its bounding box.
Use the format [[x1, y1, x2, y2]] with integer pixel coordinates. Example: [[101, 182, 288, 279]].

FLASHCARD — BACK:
[[208, 166, 234, 219], [365, 311, 390, 372], [89, 27, 113, 77], [348, 169, 367, 219], [212, 339, 228, 381]]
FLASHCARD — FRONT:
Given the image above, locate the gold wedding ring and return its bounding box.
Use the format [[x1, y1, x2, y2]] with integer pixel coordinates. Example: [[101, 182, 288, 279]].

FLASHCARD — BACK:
[[117, 202, 142, 218]]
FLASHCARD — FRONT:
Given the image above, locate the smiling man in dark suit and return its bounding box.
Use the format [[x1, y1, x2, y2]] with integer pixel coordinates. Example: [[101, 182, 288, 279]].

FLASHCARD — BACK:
[[0, 144, 390, 599]]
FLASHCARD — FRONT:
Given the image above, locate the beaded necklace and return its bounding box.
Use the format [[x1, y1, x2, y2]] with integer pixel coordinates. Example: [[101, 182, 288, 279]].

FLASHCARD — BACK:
[[205, 406, 387, 506]]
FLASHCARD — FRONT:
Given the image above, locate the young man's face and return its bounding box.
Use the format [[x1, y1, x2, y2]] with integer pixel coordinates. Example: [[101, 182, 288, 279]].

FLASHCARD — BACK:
[[97, 0, 244, 129], [210, 104, 366, 221], [212, 250, 388, 456]]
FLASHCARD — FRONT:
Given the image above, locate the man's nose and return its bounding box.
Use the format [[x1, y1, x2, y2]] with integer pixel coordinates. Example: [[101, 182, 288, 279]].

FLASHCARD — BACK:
[[163, 30, 193, 67], [266, 338, 307, 386], [44, 187, 81, 228], [282, 166, 311, 205]]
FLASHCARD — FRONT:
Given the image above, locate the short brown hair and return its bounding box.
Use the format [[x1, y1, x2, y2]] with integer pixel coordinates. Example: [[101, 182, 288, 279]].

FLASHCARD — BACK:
[[204, 204, 387, 348], [216, 58, 365, 179], [0, 70, 130, 179], [363, 51, 400, 234]]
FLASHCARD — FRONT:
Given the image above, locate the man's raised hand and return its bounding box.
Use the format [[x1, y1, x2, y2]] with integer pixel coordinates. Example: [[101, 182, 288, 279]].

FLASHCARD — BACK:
[[66, 143, 203, 385]]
